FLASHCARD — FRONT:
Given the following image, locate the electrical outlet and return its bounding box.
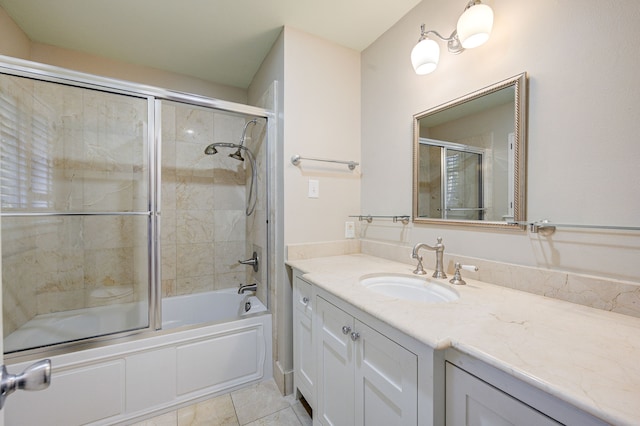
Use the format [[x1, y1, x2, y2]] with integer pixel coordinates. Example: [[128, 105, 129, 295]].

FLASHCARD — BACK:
[[308, 179, 319, 198], [345, 221, 355, 238]]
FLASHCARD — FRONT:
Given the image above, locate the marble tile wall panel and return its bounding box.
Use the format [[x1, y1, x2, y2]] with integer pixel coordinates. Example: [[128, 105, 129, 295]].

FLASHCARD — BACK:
[[161, 101, 254, 298], [284, 239, 640, 319], [359, 239, 640, 318], [161, 244, 177, 298], [244, 117, 268, 305], [215, 242, 249, 291], [286, 240, 362, 261]]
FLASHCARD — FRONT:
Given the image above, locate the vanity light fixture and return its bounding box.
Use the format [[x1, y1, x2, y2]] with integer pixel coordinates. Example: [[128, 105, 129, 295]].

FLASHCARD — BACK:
[[411, 0, 494, 75]]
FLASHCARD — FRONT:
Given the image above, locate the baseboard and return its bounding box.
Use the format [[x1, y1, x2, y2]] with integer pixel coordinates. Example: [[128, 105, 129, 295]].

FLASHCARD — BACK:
[[274, 360, 294, 396]]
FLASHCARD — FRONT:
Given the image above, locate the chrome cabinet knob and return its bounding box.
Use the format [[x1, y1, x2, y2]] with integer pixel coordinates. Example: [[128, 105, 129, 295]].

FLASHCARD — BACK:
[[302, 297, 309, 304], [350, 331, 361, 341], [341, 325, 352, 335]]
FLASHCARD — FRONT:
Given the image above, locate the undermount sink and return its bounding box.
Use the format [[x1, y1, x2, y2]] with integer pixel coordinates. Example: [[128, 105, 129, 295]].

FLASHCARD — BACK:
[[359, 273, 459, 303]]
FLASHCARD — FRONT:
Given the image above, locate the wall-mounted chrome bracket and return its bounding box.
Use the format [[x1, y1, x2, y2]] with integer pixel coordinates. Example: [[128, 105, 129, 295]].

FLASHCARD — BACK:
[[530, 219, 556, 236]]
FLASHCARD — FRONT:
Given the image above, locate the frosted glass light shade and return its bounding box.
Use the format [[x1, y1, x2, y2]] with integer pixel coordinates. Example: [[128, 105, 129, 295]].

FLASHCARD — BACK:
[[411, 38, 440, 75], [456, 3, 493, 49]]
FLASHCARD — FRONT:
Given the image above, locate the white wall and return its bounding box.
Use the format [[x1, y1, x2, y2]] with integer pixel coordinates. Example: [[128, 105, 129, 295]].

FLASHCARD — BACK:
[[0, 7, 30, 59], [29, 43, 248, 103], [283, 27, 362, 245], [247, 30, 289, 394], [248, 26, 362, 394], [248, 27, 362, 394], [361, 0, 640, 282]]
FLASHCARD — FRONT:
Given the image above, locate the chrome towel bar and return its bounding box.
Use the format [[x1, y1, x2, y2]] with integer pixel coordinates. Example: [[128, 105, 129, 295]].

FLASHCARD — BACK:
[[510, 219, 640, 236], [291, 154, 359, 170]]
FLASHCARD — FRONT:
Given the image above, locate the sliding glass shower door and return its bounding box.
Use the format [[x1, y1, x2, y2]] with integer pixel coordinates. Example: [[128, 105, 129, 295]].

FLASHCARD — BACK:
[[445, 148, 484, 220], [418, 139, 485, 220], [0, 72, 153, 353]]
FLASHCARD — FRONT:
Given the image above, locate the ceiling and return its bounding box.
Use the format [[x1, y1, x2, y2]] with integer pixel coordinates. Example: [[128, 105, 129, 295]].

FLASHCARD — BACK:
[[0, 0, 421, 89]]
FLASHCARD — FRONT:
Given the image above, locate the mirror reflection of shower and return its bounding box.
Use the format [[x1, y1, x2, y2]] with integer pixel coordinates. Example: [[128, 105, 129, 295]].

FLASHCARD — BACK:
[[204, 119, 259, 216]]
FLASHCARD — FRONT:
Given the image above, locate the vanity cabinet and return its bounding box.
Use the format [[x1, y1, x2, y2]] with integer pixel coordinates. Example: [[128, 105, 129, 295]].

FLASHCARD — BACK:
[[293, 274, 315, 407], [315, 296, 418, 426]]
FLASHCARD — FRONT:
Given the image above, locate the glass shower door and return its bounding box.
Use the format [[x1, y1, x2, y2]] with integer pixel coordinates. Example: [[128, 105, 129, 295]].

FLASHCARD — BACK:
[[0, 72, 153, 354], [418, 139, 485, 220], [445, 149, 484, 220]]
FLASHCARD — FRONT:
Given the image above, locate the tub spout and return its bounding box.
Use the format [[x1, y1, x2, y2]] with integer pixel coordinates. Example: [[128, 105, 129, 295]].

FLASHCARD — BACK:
[[238, 283, 257, 294]]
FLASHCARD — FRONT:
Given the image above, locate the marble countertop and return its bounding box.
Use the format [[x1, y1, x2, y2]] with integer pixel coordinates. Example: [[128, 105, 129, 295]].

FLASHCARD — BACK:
[[287, 254, 640, 426]]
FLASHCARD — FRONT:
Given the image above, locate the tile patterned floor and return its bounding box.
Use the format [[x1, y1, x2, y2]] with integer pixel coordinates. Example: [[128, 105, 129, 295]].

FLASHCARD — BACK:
[[131, 379, 312, 426]]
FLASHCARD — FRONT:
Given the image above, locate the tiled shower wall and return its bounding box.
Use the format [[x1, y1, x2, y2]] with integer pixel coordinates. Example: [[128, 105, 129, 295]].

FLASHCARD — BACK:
[[1, 75, 268, 339], [244, 113, 268, 305], [160, 101, 266, 298]]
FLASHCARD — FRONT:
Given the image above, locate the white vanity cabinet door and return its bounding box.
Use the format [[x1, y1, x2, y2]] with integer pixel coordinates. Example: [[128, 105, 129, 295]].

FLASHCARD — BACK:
[[316, 296, 418, 426], [354, 320, 418, 426], [316, 296, 355, 426], [293, 275, 315, 406], [446, 363, 560, 426]]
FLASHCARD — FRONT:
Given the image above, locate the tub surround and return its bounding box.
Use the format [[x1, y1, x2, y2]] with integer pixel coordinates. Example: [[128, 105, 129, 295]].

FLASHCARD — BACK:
[[286, 252, 640, 425], [6, 312, 273, 425]]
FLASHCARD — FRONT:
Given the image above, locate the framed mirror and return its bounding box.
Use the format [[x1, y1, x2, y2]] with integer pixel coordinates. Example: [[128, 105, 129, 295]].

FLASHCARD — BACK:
[[412, 73, 527, 229]]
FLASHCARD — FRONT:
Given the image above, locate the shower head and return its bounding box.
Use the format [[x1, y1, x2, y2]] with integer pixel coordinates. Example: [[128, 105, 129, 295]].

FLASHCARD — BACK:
[[202, 140, 258, 216], [229, 148, 245, 162], [204, 144, 218, 155]]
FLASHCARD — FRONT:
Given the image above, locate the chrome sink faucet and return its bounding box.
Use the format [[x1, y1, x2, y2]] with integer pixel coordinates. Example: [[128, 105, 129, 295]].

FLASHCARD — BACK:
[[412, 237, 447, 278]]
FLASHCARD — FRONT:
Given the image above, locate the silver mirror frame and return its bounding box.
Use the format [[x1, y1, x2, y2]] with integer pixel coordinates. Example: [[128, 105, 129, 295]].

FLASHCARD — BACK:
[[412, 72, 528, 230]]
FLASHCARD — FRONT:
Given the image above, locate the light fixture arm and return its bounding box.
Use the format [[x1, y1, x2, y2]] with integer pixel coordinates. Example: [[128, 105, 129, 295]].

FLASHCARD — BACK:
[[418, 24, 464, 54]]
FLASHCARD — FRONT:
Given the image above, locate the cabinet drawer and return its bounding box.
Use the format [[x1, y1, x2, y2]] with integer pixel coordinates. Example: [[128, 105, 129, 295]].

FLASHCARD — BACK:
[[445, 351, 608, 426], [446, 363, 560, 426], [293, 276, 313, 316]]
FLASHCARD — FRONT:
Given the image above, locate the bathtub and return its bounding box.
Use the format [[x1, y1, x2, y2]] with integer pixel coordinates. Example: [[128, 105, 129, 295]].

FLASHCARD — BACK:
[[5, 289, 272, 426], [162, 288, 267, 330], [5, 288, 266, 353]]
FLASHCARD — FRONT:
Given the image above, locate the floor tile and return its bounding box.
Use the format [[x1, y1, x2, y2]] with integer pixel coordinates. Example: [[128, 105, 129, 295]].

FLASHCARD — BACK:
[[243, 407, 302, 426], [231, 380, 291, 425], [130, 379, 310, 426], [178, 394, 239, 426], [290, 400, 313, 426]]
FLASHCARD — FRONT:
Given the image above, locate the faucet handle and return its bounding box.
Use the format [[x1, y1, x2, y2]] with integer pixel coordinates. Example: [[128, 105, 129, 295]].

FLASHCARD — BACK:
[[449, 262, 479, 285]]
